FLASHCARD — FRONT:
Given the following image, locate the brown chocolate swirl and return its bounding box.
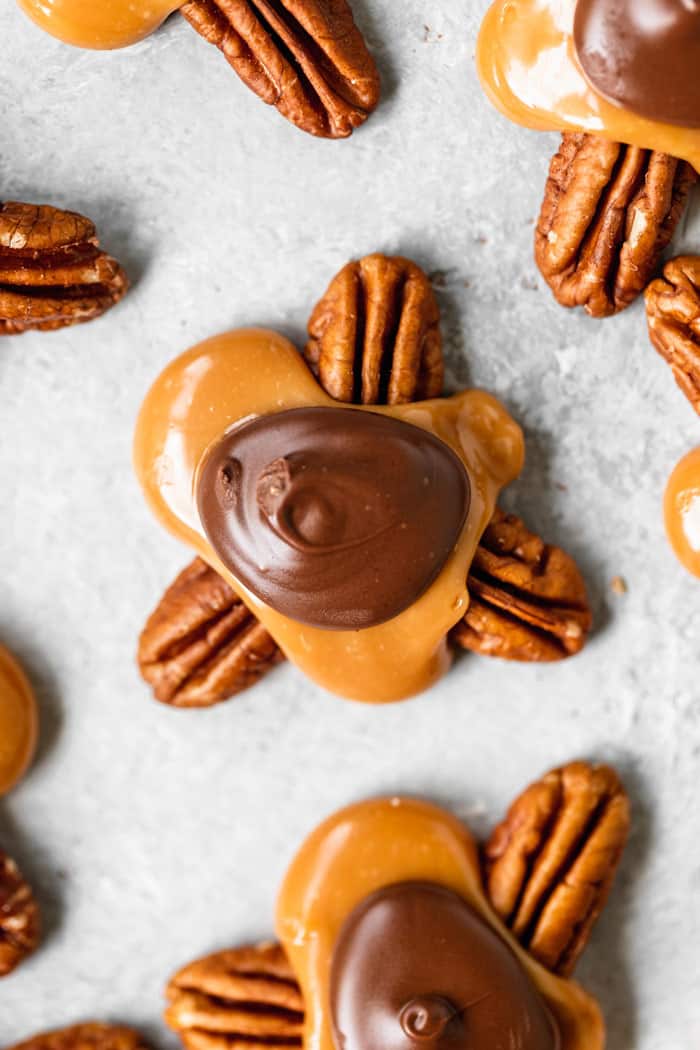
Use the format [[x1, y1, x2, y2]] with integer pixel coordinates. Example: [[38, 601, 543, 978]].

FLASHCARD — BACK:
[[574, 0, 700, 128], [196, 407, 470, 630], [330, 882, 559, 1050]]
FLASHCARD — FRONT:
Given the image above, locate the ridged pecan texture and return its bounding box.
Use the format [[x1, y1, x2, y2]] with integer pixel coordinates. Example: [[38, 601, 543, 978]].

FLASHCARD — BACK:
[[535, 133, 697, 317], [645, 255, 700, 415], [305, 253, 444, 404], [452, 509, 592, 662], [180, 0, 380, 138], [165, 942, 304, 1050], [0, 848, 40, 978], [484, 761, 630, 976], [138, 557, 283, 708], [0, 201, 128, 335], [7, 1025, 151, 1050]]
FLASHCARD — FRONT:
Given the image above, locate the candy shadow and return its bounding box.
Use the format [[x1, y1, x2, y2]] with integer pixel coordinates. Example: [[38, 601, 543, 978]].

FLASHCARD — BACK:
[[349, 0, 399, 107]]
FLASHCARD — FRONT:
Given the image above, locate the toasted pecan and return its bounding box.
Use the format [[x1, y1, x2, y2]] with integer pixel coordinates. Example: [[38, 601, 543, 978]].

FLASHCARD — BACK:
[[484, 761, 630, 975], [181, 0, 380, 138], [535, 133, 696, 317], [0, 849, 40, 978], [452, 509, 592, 662], [305, 253, 444, 405], [138, 558, 283, 707], [645, 255, 700, 415], [165, 941, 304, 1050], [6, 1024, 150, 1050], [0, 201, 128, 335]]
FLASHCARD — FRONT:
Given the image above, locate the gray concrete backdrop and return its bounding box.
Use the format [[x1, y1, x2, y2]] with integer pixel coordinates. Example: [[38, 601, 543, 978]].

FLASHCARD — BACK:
[[1, 2, 699, 1046]]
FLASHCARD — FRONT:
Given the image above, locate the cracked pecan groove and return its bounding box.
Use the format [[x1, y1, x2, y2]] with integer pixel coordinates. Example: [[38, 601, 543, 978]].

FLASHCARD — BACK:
[[535, 133, 697, 317], [484, 761, 630, 976], [138, 558, 283, 708], [0, 201, 128, 335], [180, 0, 380, 138], [165, 941, 304, 1050], [305, 253, 444, 405], [7, 1025, 151, 1050], [452, 509, 592, 662], [645, 255, 700, 415], [0, 849, 40, 978]]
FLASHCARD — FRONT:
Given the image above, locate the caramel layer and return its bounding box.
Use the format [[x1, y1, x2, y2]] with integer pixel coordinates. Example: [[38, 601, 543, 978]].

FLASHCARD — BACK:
[[275, 798, 604, 1050], [0, 645, 38, 797], [133, 328, 524, 702], [16, 0, 180, 49], [665, 447, 700, 579], [476, 0, 700, 172]]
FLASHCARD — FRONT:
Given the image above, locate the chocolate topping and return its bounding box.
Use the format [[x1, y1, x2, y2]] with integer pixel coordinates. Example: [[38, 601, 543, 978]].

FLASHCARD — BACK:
[[574, 0, 700, 128], [196, 407, 470, 630], [330, 883, 558, 1050]]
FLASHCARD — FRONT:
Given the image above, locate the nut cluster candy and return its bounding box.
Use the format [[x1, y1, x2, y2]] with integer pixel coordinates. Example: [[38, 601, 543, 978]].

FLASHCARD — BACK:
[[165, 763, 630, 1050]]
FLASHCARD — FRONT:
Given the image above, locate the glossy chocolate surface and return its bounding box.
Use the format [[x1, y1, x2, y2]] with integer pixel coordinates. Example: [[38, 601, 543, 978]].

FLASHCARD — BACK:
[[197, 406, 470, 630], [574, 0, 700, 128], [330, 882, 559, 1050]]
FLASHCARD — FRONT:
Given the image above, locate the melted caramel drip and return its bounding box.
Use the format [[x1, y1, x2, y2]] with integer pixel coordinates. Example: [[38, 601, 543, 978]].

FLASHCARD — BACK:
[[665, 447, 700, 579], [476, 0, 700, 172], [275, 798, 604, 1050], [16, 0, 181, 49], [133, 328, 524, 703], [0, 645, 38, 797]]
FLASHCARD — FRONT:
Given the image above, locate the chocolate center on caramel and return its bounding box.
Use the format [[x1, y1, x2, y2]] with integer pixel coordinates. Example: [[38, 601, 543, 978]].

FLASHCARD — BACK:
[[196, 407, 470, 631], [330, 882, 559, 1050], [574, 0, 700, 128]]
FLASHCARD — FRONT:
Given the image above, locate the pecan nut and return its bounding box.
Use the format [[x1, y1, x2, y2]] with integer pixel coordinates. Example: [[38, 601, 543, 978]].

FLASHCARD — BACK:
[[0, 848, 40, 978], [451, 509, 592, 662], [645, 255, 700, 415], [7, 1025, 151, 1050], [305, 253, 444, 405], [181, 0, 380, 139], [165, 941, 304, 1050], [535, 133, 697, 317], [484, 761, 630, 976], [0, 201, 128, 335], [138, 558, 283, 708]]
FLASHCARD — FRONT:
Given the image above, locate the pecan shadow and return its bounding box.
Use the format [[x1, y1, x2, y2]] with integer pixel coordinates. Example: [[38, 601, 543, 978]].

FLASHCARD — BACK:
[[0, 806, 65, 950], [348, 0, 399, 107]]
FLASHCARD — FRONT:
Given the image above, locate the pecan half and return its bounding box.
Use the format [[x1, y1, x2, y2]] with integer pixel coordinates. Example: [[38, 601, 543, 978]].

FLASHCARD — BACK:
[[305, 254, 444, 405], [138, 557, 283, 707], [165, 941, 304, 1050], [535, 133, 697, 317], [7, 1025, 151, 1050], [0, 849, 40, 978], [0, 201, 128, 335], [645, 255, 700, 415], [484, 761, 630, 976], [180, 0, 380, 139], [451, 509, 592, 662]]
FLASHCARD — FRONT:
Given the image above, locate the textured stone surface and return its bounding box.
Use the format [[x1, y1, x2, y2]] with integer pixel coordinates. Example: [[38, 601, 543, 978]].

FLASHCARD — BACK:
[[0, 3, 699, 1046]]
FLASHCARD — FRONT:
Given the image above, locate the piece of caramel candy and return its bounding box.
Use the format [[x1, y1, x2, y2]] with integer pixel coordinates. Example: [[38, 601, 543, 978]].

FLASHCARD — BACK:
[[0, 645, 38, 796], [664, 447, 700, 579], [16, 0, 181, 49]]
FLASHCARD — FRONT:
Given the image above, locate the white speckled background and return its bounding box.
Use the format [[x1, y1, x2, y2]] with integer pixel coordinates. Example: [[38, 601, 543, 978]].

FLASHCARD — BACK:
[[1, 3, 699, 1046]]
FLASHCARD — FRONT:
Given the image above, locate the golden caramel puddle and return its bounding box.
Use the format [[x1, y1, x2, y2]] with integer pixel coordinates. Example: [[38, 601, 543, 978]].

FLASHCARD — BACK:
[[133, 328, 524, 703], [275, 797, 604, 1050], [476, 0, 700, 172], [0, 645, 38, 797], [665, 447, 700, 579], [16, 0, 180, 49]]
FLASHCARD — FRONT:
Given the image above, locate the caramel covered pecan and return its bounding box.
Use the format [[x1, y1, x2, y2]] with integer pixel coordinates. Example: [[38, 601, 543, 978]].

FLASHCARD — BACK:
[[0, 201, 128, 335], [7, 1025, 151, 1050], [535, 133, 697, 317], [165, 942, 304, 1050], [138, 558, 283, 708], [451, 509, 592, 662], [484, 761, 630, 976], [645, 255, 700, 415], [181, 0, 380, 138], [305, 254, 444, 405], [0, 849, 40, 978]]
